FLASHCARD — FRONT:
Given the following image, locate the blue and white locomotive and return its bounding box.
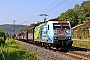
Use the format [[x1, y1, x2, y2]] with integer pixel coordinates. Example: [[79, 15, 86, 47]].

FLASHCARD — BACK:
[[34, 20, 73, 48]]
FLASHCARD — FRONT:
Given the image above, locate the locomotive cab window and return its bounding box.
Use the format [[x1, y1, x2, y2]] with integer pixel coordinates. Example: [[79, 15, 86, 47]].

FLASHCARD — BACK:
[[53, 23, 61, 30], [53, 23, 70, 30], [62, 24, 70, 30], [48, 25, 49, 30]]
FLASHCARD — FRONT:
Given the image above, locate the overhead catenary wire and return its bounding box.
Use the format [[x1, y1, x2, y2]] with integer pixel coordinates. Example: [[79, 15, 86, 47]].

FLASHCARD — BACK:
[[46, 0, 68, 13], [33, 0, 59, 23], [33, 0, 68, 23], [42, 0, 58, 13]]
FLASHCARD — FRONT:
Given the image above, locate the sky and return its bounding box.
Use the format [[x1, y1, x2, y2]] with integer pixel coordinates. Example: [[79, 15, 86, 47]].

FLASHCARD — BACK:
[[0, 0, 87, 26]]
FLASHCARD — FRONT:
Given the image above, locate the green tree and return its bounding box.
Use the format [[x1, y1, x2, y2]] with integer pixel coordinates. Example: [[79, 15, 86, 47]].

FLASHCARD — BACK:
[[0, 28, 8, 44], [59, 9, 78, 27], [59, 1, 90, 26], [77, 1, 90, 24], [73, 4, 80, 12]]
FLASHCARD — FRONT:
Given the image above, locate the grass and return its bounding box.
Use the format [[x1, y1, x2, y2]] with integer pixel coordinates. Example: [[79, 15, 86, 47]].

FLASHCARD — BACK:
[[0, 38, 41, 60], [72, 40, 90, 49]]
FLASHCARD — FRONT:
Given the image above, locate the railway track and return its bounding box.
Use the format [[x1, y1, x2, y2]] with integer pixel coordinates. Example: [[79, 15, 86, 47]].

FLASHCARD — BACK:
[[50, 56, 60, 60], [63, 51, 90, 60], [16, 40, 90, 60], [50, 47, 90, 60], [35, 41, 90, 60], [87, 50, 90, 52], [37, 43, 90, 60]]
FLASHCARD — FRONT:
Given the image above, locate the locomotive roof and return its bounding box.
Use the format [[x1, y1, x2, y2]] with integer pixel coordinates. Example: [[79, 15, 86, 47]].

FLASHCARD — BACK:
[[35, 21, 70, 28], [28, 27, 34, 30]]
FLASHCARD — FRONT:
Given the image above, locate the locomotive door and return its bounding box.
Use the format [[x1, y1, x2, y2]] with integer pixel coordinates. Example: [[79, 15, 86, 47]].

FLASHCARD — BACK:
[[41, 25, 47, 40]]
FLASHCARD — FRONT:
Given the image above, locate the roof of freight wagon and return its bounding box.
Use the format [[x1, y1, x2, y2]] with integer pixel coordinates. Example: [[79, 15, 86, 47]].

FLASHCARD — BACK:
[[35, 22, 47, 28]]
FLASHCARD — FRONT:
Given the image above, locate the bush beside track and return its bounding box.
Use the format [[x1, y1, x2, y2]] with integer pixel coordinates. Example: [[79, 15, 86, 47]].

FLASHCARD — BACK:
[[0, 38, 41, 60], [73, 40, 90, 49]]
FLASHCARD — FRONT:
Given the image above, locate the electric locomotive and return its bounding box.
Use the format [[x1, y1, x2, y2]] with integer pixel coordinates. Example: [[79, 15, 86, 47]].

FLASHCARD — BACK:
[[34, 21, 73, 48]]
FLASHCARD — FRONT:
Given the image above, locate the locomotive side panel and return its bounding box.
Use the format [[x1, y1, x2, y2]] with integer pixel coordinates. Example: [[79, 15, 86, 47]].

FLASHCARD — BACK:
[[34, 27, 40, 41], [34, 22, 52, 43], [46, 21, 54, 43]]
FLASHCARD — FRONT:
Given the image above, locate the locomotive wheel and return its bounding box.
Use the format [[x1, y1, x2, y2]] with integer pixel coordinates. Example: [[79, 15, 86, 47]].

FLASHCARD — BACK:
[[44, 43, 49, 49], [41, 42, 44, 47], [48, 43, 51, 49], [45, 43, 47, 48], [68, 43, 72, 47]]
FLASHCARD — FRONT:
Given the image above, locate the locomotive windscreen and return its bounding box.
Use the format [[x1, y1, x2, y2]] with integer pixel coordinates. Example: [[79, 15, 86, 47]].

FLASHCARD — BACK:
[[53, 23, 70, 30], [62, 24, 70, 30]]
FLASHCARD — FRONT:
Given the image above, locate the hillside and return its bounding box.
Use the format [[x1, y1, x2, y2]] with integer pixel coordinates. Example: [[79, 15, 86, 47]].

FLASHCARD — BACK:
[[0, 24, 28, 36]]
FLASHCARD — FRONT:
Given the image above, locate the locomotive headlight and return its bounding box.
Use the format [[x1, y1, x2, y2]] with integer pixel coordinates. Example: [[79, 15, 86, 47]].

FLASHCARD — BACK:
[[67, 36, 71, 40], [54, 30, 57, 36], [54, 36, 58, 40], [54, 33, 57, 35], [66, 30, 70, 33]]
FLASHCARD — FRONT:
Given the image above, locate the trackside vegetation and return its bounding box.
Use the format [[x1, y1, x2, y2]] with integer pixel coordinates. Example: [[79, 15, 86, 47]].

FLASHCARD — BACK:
[[0, 28, 8, 45], [0, 39, 41, 60], [73, 40, 90, 49], [0, 28, 41, 60]]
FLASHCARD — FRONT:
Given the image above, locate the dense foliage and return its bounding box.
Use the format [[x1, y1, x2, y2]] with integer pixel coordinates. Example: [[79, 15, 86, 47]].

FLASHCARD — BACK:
[[0, 39, 41, 60], [58, 1, 90, 27], [0, 28, 8, 37], [73, 40, 90, 49], [0, 28, 9, 45]]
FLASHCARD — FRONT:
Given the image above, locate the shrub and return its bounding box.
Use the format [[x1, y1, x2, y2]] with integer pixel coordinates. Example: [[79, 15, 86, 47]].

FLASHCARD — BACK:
[[0, 38, 5, 45]]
